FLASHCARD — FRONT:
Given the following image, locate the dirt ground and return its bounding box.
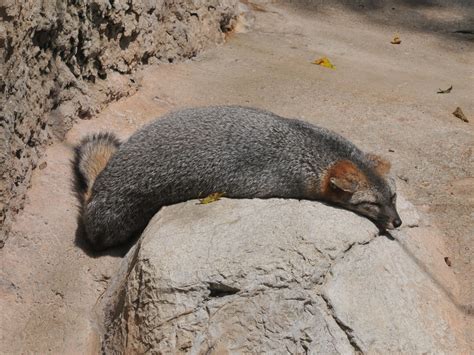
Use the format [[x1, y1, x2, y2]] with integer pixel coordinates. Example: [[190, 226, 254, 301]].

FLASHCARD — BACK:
[[1, 1, 473, 353]]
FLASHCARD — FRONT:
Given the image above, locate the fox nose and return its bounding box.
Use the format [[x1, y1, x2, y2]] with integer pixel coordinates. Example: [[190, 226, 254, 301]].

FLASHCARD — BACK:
[[393, 218, 402, 228]]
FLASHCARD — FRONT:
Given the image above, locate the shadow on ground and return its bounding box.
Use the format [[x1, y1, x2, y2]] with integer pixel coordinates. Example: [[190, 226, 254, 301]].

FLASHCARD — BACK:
[[284, 0, 474, 42], [74, 220, 139, 258]]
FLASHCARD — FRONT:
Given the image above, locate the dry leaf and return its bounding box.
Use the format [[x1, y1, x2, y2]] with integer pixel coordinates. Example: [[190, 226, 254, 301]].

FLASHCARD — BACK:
[[437, 85, 452, 94], [312, 57, 336, 69], [199, 192, 225, 204], [391, 35, 401, 44], [452, 107, 469, 123]]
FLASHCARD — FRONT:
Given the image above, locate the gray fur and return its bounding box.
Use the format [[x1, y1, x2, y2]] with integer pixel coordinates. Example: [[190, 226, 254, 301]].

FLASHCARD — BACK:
[[75, 106, 400, 250]]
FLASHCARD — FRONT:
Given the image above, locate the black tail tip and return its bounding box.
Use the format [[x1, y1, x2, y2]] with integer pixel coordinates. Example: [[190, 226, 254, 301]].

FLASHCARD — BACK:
[[74, 132, 121, 155]]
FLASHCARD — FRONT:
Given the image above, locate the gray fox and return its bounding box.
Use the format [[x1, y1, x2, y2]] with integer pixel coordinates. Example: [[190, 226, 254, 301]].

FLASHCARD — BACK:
[[73, 106, 401, 250]]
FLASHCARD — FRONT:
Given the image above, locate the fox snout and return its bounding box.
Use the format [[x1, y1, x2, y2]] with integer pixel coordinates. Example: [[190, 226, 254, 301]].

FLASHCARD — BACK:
[[379, 206, 402, 230], [384, 216, 402, 230]]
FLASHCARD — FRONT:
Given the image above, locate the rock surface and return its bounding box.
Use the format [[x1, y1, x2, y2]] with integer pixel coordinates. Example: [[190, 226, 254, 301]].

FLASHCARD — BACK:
[[0, 0, 240, 244], [99, 198, 469, 353]]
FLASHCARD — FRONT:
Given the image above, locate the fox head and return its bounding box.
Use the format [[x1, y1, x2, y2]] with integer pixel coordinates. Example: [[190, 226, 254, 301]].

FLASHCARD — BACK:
[[321, 154, 402, 230]]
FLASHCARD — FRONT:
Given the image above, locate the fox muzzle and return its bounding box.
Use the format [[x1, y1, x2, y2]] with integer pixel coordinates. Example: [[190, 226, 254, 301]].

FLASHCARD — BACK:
[[380, 206, 402, 230]]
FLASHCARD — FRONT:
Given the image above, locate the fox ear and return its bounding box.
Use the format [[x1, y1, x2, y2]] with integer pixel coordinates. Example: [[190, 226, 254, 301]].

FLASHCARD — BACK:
[[366, 153, 391, 176], [329, 176, 359, 193], [326, 160, 366, 194]]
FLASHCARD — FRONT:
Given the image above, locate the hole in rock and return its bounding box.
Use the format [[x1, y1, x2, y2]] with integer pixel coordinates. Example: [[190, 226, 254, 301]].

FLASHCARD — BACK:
[[207, 282, 239, 298]]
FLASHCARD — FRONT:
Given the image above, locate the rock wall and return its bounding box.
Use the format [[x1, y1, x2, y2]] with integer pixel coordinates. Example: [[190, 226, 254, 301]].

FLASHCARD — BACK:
[[98, 198, 469, 353], [0, 0, 239, 244]]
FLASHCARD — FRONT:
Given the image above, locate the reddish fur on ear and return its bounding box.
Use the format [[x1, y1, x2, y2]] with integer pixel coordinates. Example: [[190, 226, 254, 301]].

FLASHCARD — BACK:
[[320, 160, 367, 200], [366, 153, 391, 176]]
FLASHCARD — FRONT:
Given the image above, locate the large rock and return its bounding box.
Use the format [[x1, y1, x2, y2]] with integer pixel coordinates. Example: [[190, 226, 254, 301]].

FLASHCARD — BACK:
[[98, 198, 469, 353], [0, 0, 242, 244]]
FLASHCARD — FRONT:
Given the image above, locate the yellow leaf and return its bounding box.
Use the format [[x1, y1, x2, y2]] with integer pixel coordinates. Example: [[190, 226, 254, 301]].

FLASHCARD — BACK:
[[312, 57, 336, 69], [199, 192, 225, 204], [391, 35, 401, 44]]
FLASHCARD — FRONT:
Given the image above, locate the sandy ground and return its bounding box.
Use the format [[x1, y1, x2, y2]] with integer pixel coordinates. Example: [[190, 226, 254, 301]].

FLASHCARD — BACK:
[[1, 1, 473, 353]]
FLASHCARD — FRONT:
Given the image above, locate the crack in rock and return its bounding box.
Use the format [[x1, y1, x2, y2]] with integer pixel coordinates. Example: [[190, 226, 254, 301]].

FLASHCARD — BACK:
[[320, 294, 364, 354]]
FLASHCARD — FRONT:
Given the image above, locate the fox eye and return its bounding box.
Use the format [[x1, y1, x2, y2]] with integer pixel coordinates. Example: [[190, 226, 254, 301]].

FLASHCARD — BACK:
[[356, 201, 379, 208]]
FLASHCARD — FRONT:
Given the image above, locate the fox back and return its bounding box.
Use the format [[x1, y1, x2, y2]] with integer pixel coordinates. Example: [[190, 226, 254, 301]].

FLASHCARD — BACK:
[[75, 106, 401, 250]]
